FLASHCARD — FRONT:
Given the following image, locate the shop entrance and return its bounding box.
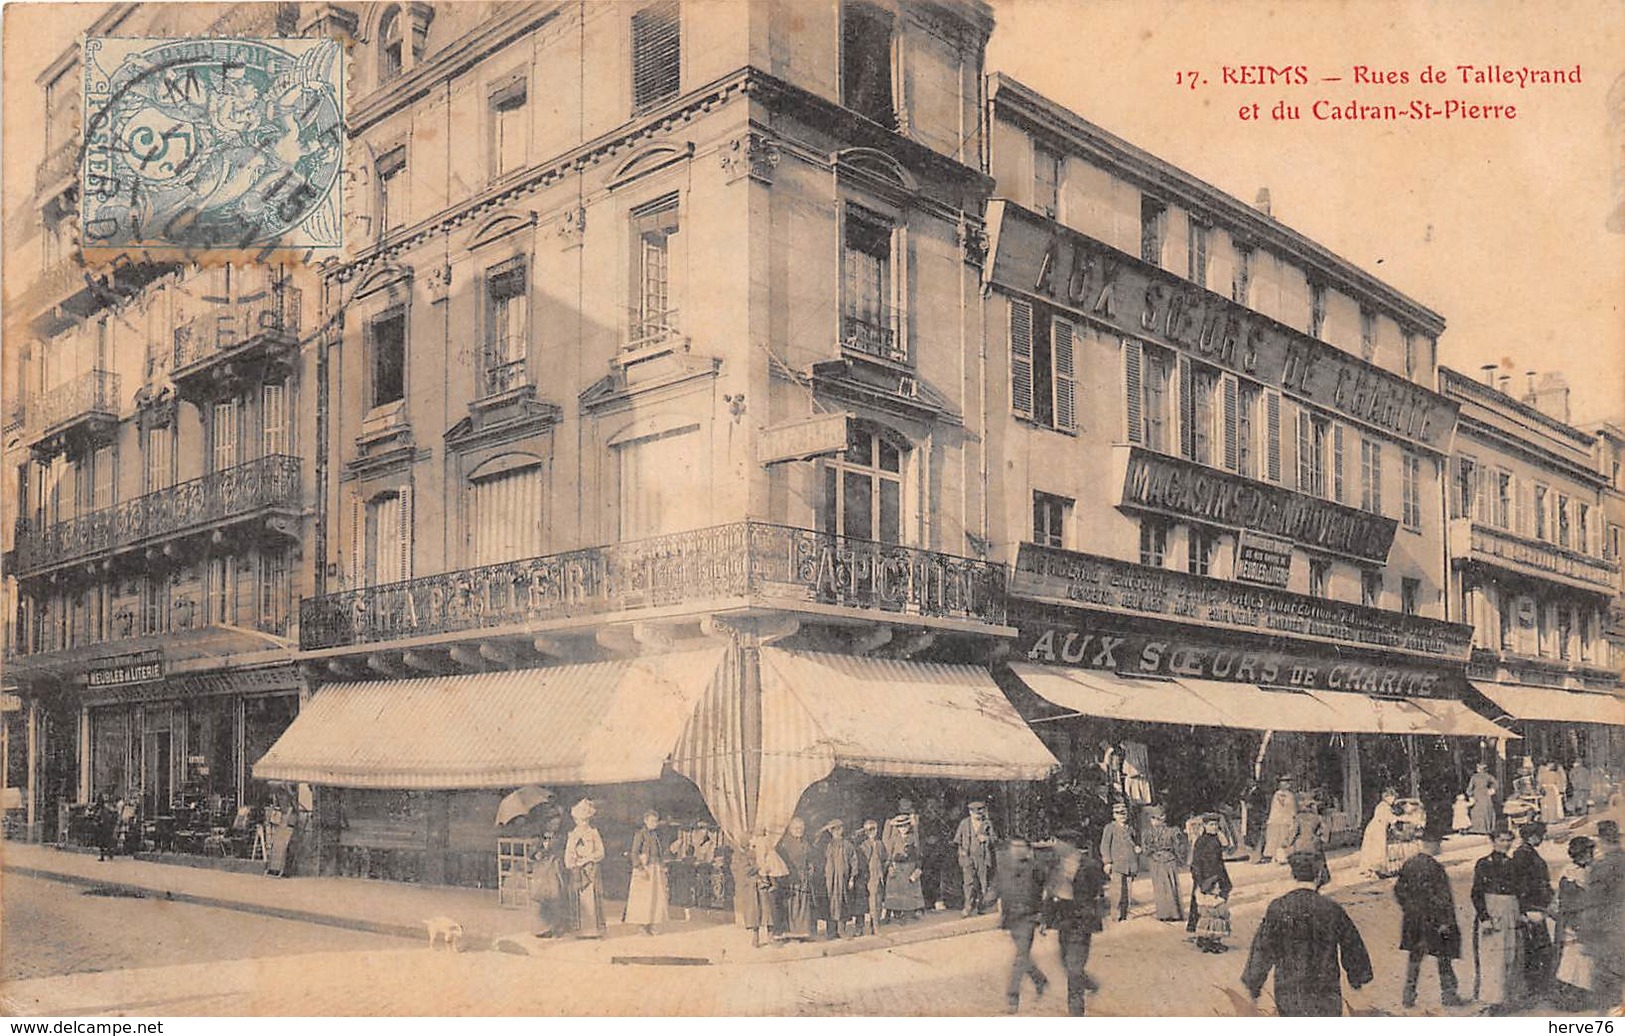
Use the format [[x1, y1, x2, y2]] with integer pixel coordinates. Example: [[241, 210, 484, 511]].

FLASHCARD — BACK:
[[143, 731, 172, 816]]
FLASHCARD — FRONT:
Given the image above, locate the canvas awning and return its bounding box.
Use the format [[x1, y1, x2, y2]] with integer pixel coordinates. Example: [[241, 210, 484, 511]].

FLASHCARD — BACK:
[[253, 647, 727, 788], [1305, 689, 1511, 738], [1471, 682, 1625, 727], [1009, 664, 1234, 727]]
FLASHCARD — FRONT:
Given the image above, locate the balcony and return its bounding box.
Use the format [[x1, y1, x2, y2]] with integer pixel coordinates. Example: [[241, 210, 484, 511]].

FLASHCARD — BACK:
[[11, 454, 302, 578], [623, 307, 682, 354], [1449, 517, 1618, 593], [172, 287, 303, 400], [25, 370, 120, 453], [841, 310, 907, 366], [299, 522, 1008, 651], [35, 137, 77, 198]]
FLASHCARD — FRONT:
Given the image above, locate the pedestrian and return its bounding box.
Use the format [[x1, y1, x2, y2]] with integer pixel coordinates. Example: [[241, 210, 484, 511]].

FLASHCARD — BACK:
[[1466, 762, 1498, 835], [1141, 805, 1184, 921], [953, 800, 996, 917], [748, 828, 788, 946], [1359, 788, 1400, 878], [1567, 758, 1593, 816], [1193, 875, 1232, 953], [820, 819, 860, 939], [1513, 820, 1555, 999], [95, 792, 117, 861], [1187, 812, 1233, 945], [1452, 794, 1472, 835], [528, 823, 569, 939], [1394, 833, 1466, 1008], [881, 799, 925, 920], [996, 836, 1050, 1013], [1583, 820, 1623, 1006], [1470, 827, 1520, 1006], [1241, 851, 1374, 1015], [1045, 829, 1106, 1015], [1289, 796, 1332, 888], [623, 809, 671, 935], [857, 818, 886, 934], [1262, 776, 1298, 866], [1552, 836, 1597, 1008], [777, 816, 818, 940], [1099, 801, 1140, 921], [563, 798, 606, 938]]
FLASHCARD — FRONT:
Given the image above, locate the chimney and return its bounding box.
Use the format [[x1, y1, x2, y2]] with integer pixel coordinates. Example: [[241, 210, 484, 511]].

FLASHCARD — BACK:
[[1480, 363, 1498, 386], [1530, 371, 1572, 423], [1254, 188, 1272, 217], [1523, 370, 1538, 403], [1497, 373, 1512, 395]]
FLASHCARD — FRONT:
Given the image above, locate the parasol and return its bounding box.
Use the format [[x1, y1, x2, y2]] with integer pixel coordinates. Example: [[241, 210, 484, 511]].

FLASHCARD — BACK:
[[495, 784, 556, 826]]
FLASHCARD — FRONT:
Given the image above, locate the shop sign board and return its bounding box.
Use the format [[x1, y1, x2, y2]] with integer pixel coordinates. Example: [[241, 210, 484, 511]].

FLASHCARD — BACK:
[[84, 650, 165, 688], [1234, 531, 1294, 588], [1011, 542, 1474, 659], [758, 413, 851, 466], [1018, 621, 1452, 697], [986, 201, 1458, 452]]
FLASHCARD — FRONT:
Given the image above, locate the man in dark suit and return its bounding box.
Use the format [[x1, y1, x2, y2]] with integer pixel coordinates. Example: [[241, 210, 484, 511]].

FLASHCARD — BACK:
[[953, 800, 996, 917], [1582, 820, 1623, 1006], [1099, 802, 1140, 921], [1045, 829, 1106, 1016], [1242, 851, 1374, 1015], [997, 837, 1049, 1013], [1512, 821, 1555, 999], [1394, 833, 1466, 1008]]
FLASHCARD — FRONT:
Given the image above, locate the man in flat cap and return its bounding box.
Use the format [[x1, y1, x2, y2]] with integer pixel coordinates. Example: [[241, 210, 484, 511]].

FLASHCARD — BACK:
[[954, 800, 997, 917]]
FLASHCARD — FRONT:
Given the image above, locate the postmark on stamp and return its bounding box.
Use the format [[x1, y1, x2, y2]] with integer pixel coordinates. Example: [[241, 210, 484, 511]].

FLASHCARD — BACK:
[[81, 36, 344, 255]]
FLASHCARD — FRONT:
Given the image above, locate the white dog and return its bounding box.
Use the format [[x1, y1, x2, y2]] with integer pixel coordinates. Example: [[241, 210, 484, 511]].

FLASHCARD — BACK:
[[423, 916, 465, 951]]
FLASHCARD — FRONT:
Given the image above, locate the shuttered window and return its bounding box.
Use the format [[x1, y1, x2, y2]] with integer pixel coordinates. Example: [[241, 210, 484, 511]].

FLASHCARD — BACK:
[[471, 464, 545, 566], [1177, 356, 1194, 459], [1051, 318, 1077, 432], [1401, 453, 1422, 530], [262, 381, 289, 456], [841, 1, 895, 127], [1221, 374, 1239, 472], [91, 446, 115, 510], [1010, 300, 1034, 420], [145, 424, 173, 492], [1360, 438, 1383, 514], [631, 196, 679, 347], [366, 487, 413, 586], [1122, 339, 1143, 445], [631, 0, 681, 113], [484, 261, 529, 395], [1332, 424, 1345, 503], [1264, 389, 1282, 483], [489, 76, 528, 179], [212, 400, 239, 473]]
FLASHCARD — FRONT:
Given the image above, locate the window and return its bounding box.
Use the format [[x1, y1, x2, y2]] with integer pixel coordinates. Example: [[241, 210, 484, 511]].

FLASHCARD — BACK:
[[1309, 558, 1331, 599], [1537, 602, 1552, 656], [1033, 142, 1061, 218], [365, 490, 411, 586], [1403, 331, 1416, 379], [1499, 597, 1514, 652], [1558, 494, 1571, 548], [1231, 245, 1252, 305], [1187, 526, 1216, 576], [1456, 456, 1479, 519], [262, 381, 289, 456], [1308, 283, 1326, 338], [379, 6, 405, 81], [842, 1, 895, 127], [376, 147, 406, 235], [1401, 577, 1420, 616], [823, 423, 905, 544], [1607, 523, 1621, 561], [1401, 453, 1421, 530], [1494, 470, 1512, 530], [1235, 382, 1260, 477], [1141, 345, 1173, 451], [1140, 197, 1165, 266], [617, 426, 701, 541], [843, 208, 901, 362], [206, 555, 235, 626], [1357, 438, 1380, 512], [483, 260, 529, 395], [1187, 220, 1209, 287], [631, 0, 680, 112], [631, 195, 680, 348], [1361, 569, 1382, 608], [142, 427, 170, 498], [91, 445, 115, 510], [260, 548, 291, 635], [488, 76, 528, 179], [211, 400, 240, 472], [1139, 519, 1168, 567], [1012, 309, 1076, 432], [140, 575, 168, 637], [470, 463, 545, 565], [1534, 484, 1549, 540], [1032, 492, 1070, 549], [1557, 607, 1572, 661], [1297, 411, 1329, 496], [1359, 307, 1376, 360], [1578, 503, 1591, 554], [369, 311, 406, 408], [1181, 362, 1219, 464]]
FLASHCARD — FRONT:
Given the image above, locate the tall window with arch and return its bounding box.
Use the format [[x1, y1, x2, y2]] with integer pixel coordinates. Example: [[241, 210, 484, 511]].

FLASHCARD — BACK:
[[822, 423, 906, 545], [469, 458, 545, 566]]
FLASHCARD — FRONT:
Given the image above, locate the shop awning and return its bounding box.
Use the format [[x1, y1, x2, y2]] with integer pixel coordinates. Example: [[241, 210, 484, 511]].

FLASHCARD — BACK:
[[1306, 689, 1511, 738], [760, 650, 1059, 781], [1471, 682, 1625, 727], [253, 647, 727, 788], [1159, 678, 1349, 733], [1010, 664, 1234, 727]]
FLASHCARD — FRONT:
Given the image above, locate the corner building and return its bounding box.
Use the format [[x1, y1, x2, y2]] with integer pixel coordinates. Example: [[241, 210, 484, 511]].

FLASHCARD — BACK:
[[977, 75, 1504, 846], [266, 0, 1056, 904]]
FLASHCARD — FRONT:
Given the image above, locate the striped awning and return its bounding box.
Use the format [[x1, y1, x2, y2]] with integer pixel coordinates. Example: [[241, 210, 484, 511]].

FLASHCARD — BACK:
[[1306, 689, 1511, 738], [1472, 682, 1625, 727], [253, 647, 727, 788], [1011, 664, 1234, 727]]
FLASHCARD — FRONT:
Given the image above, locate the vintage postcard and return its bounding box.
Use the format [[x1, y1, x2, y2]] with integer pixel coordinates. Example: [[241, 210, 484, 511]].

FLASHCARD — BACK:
[[1, 0, 1622, 1020]]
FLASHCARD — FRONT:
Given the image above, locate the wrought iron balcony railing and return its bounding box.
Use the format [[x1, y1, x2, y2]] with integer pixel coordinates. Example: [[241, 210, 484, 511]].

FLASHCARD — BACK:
[[30, 369, 120, 436], [173, 287, 303, 374], [299, 521, 1008, 650], [479, 337, 530, 397], [841, 310, 906, 365], [624, 308, 681, 352], [11, 454, 302, 577], [36, 136, 77, 196], [1451, 517, 1618, 590]]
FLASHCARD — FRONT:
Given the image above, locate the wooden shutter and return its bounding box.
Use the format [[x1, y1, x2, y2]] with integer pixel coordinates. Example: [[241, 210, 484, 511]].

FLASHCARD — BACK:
[[1009, 299, 1034, 420], [1474, 464, 1488, 522], [1177, 355, 1194, 459], [398, 481, 414, 582], [1264, 389, 1281, 482], [1221, 374, 1239, 471], [631, 0, 681, 111], [1332, 423, 1345, 502], [1295, 407, 1312, 491], [349, 492, 365, 589], [1371, 443, 1383, 514], [1122, 338, 1144, 445], [1052, 318, 1077, 432]]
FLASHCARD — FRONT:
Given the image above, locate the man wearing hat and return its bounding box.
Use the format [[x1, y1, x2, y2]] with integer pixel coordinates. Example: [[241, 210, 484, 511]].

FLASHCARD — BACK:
[[954, 800, 997, 917], [1099, 802, 1141, 922], [1470, 827, 1521, 1005], [1394, 833, 1466, 1008], [1513, 821, 1555, 999], [996, 836, 1050, 1013], [1242, 851, 1374, 1015], [1584, 820, 1623, 1005], [820, 819, 861, 938], [1046, 829, 1106, 1015]]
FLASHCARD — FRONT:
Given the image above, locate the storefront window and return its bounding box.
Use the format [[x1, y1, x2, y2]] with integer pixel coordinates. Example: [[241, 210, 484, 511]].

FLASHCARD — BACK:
[[5, 710, 29, 790], [182, 696, 238, 810], [242, 695, 298, 807], [91, 706, 131, 800]]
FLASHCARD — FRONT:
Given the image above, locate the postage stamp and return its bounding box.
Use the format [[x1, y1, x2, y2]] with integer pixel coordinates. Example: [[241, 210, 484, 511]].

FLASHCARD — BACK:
[[80, 36, 344, 254]]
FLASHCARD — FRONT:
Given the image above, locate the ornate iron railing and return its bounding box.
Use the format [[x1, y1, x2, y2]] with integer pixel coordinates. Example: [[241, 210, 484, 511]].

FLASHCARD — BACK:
[[32, 370, 119, 434], [11, 454, 302, 576], [173, 287, 303, 373], [299, 521, 1008, 650], [1465, 519, 1618, 589], [625, 308, 681, 352], [36, 136, 77, 195], [480, 337, 530, 397], [841, 311, 905, 364]]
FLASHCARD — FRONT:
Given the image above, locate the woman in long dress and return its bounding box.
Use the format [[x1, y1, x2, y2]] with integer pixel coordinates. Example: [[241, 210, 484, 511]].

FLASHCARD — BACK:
[[1262, 778, 1298, 865], [1359, 788, 1399, 877], [1142, 806, 1184, 920], [881, 803, 926, 917], [529, 825, 569, 938], [623, 809, 671, 935], [563, 799, 606, 937], [1466, 763, 1498, 835], [1553, 836, 1597, 1006], [1538, 763, 1567, 824], [776, 816, 817, 940]]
